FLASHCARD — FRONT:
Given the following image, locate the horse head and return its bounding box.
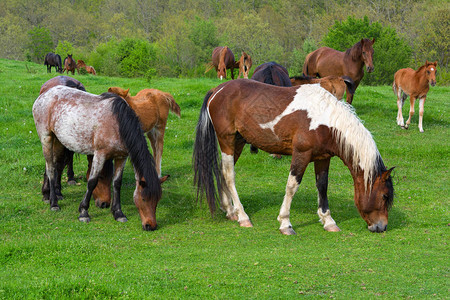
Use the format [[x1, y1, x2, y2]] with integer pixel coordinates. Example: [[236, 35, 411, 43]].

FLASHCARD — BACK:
[[108, 87, 131, 99], [217, 62, 227, 80], [425, 60, 438, 87], [355, 167, 394, 232], [361, 38, 375, 73], [134, 175, 168, 231], [240, 52, 252, 79]]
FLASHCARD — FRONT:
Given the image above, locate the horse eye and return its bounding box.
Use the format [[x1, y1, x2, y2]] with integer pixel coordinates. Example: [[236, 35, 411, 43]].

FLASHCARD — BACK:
[[382, 194, 388, 201]]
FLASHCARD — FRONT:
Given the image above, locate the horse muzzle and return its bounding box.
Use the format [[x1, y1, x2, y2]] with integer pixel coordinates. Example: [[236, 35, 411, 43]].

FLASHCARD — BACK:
[[368, 221, 387, 233], [366, 66, 374, 73], [143, 223, 157, 231], [430, 80, 436, 87]]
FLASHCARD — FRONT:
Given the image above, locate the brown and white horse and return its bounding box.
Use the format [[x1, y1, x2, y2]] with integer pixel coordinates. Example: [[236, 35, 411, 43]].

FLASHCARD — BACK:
[[33, 86, 162, 230], [205, 46, 236, 80], [303, 38, 375, 104], [236, 52, 252, 79], [290, 75, 355, 101], [193, 79, 394, 235], [393, 60, 437, 132]]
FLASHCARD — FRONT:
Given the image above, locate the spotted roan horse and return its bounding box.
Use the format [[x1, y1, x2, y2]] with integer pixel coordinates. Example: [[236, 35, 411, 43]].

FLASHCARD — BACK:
[[33, 86, 162, 230]]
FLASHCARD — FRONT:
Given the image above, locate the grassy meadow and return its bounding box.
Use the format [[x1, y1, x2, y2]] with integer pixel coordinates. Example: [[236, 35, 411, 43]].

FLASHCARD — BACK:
[[0, 59, 448, 299]]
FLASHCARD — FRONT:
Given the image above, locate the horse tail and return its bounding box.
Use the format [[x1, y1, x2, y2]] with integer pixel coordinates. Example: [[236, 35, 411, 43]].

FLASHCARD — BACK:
[[204, 62, 215, 74], [57, 55, 62, 73], [342, 76, 356, 95], [193, 90, 222, 214], [109, 94, 162, 202], [164, 92, 181, 118]]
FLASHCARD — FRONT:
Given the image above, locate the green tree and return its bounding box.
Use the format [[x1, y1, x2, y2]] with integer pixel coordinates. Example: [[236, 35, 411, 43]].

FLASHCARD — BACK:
[[25, 26, 53, 63], [322, 16, 411, 85], [55, 41, 74, 59]]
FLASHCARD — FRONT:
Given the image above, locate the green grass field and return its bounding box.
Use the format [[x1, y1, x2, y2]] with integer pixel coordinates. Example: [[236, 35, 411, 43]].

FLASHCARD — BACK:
[[0, 59, 448, 299]]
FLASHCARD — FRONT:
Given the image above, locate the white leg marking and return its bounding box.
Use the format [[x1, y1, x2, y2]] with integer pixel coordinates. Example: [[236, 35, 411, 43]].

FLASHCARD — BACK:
[[418, 97, 425, 132], [221, 153, 251, 226], [277, 173, 299, 232], [317, 208, 340, 231]]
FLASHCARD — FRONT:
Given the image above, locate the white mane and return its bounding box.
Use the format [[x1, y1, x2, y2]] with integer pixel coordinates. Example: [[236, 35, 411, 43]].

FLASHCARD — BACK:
[[289, 84, 380, 188]]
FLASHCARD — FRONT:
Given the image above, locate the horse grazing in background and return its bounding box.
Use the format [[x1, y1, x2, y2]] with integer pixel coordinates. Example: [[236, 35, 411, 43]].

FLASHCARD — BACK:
[[290, 75, 355, 101], [236, 52, 252, 79], [193, 79, 394, 234], [393, 60, 437, 132], [44, 53, 62, 73], [33, 86, 163, 230], [303, 38, 375, 104], [205, 46, 236, 80], [63, 54, 77, 75], [251, 62, 292, 87], [76, 60, 97, 75]]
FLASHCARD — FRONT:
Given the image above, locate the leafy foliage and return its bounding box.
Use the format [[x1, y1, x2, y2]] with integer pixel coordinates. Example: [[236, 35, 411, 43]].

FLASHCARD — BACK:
[[322, 16, 412, 85], [25, 26, 53, 63]]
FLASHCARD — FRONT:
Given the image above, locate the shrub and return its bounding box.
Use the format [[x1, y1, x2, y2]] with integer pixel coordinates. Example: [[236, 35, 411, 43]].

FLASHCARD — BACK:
[[25, 26, 53, 63]]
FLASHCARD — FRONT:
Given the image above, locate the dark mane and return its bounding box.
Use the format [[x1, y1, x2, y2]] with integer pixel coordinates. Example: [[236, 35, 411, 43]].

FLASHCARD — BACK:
[[346, 41, 362, 61], [374, 155, 394, 210], [109, 95, 161, 202], [65, 79, 86, 91]]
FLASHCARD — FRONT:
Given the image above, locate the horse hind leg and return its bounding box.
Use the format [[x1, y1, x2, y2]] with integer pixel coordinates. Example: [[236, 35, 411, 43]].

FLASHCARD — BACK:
[[314, 159, 340, 232], [395, 86, 407, 128], [405, 96, 416, 129], [221, 152, 252, 227]]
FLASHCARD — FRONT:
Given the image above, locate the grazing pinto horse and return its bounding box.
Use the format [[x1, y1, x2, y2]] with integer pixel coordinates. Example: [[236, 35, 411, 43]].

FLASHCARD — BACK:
[[236, 52, 252, 79], [206, 46, 236, 80], [44, 53, 62, 73], [193, 79, 394, 234], [290, 75, 355, 101], [303, 38, 375, 104], [393, 60, 437, 132], [76, 60, 97, 75], [252, 62, 292, 87], [63, 54, 77, 75], [33, 86, 162, 230]]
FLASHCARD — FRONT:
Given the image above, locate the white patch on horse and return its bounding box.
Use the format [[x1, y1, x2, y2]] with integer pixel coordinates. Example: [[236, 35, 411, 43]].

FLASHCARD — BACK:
[[259, 84, 380, 189], [430, 68, 434, 71], [205, 86, 225, 126]]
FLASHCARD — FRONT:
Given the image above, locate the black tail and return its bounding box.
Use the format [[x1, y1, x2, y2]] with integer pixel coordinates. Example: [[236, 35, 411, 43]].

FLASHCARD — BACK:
[[193, 91, 222, 214], [57, 55, 62, 73], [108, 94, 162, 202], [342, 76, 356, 95]]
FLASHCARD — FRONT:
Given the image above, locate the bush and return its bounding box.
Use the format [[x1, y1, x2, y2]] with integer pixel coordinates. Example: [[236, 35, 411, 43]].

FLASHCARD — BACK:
[[322, 16, 412, 85], [25, 26, 53, 63]]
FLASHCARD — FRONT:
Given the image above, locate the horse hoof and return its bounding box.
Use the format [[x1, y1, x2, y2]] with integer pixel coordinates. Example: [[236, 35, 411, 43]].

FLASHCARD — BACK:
[[67, 180, 77, 185], [116, 217, 128, 223], [78, 216, 90, 223], [271, 154, 282, 159], [404, 124, 409, 129], [324, 224, 341, 232], [279, 227, 296, 235], [50, 205, 60, 211], [239, 219, 253, 227]]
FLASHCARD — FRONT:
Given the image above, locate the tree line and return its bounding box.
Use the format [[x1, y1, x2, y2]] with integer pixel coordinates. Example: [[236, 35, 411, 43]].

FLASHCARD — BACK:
[[0, 0, 448, 84]]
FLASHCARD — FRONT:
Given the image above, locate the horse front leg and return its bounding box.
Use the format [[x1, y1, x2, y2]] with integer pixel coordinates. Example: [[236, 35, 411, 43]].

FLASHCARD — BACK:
[[418, 97, 426, 132], [78, 154, 105, 222], [405, 96, 416, 129], [314, 159, 340, 232], [110, 158, 128, 222], [277, 151, 310, 235]]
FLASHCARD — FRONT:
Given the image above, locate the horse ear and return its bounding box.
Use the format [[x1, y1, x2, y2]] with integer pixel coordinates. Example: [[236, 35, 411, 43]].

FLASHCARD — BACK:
[[139, 180, 147, 188], [372, 38, 375, 44], [125, 88, 130, 96], [426, 60, 430, 65], [159, 175, 170, 183], [360, 39, 364, 45], [433, 61, 437, 66], [382, 167, 395, 182]]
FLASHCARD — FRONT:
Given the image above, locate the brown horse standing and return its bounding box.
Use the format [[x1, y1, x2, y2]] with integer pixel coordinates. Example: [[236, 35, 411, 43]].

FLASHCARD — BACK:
[[194, 79, 394, 234], [290, 75, 355, 101], [206, 47, 236, 80], [236, 52, 252, 79], [76, 60, 97, 75], [63, 54, 77, 75], [303, 38, 375, 104], [393, 60, 437, 132]]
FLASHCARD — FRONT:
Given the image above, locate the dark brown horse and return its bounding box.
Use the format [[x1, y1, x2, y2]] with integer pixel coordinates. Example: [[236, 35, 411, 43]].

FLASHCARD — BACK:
[[44, 53, 62, 73], [194, 79, 394, 235], [303, 38, 375, 104], [236, 52, 252, 79], [251, 62, 292, 87], [63, 54, 77, 75], [33, 86, 162, 230], [393, 60, 437, 132], [205, 47, 236, 80], [290, 75, 355, 101]]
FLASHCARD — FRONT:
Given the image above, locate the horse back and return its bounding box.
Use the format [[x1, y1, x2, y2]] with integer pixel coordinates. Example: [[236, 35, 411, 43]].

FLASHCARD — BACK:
[[394, 68, 429, 97]]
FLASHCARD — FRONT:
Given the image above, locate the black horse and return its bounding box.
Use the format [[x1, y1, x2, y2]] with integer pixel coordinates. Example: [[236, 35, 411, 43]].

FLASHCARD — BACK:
[[251, 62, 292, 87], [44, 53, 63, 73]]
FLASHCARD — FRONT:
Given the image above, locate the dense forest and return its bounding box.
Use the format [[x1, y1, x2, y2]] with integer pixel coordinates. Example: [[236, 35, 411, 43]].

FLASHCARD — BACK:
[[0, 0, 448, 84]]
